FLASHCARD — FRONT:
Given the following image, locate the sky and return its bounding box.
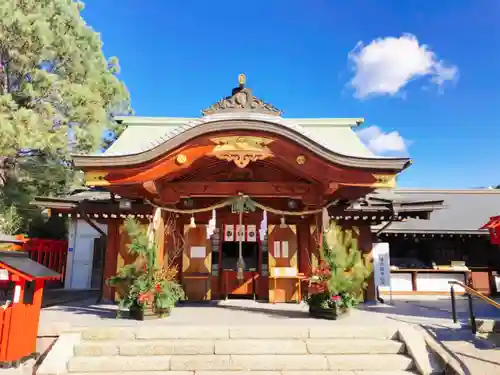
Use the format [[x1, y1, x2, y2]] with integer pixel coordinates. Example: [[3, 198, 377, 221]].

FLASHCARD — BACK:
[[82, 0, 500, 189]]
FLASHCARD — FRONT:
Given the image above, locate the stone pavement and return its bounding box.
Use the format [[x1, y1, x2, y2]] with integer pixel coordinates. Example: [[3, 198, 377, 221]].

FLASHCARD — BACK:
[[19, 296, 500, 374]]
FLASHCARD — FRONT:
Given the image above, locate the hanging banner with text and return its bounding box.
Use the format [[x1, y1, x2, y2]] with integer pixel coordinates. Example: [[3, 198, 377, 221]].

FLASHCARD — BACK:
[[372, 242, 391, 288]]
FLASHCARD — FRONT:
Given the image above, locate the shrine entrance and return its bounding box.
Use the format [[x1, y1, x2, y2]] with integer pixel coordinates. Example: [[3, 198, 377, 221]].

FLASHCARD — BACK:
[[219, 212, 262, 300], [221, 240, 259, 300], [72, 76, 412, 303]]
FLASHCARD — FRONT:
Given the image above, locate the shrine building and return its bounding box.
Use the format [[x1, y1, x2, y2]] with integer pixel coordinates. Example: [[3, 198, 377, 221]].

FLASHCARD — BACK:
[[35, 76, 444, 302]]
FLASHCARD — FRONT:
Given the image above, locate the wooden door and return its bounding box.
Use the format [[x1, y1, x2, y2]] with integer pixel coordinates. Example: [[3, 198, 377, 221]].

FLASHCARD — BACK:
[[268, 224, 298, 302], [182, 225, 212, 300]]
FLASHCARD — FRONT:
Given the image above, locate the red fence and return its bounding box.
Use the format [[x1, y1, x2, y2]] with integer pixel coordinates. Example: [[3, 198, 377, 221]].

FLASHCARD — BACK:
[[22, 239, 68, 284]]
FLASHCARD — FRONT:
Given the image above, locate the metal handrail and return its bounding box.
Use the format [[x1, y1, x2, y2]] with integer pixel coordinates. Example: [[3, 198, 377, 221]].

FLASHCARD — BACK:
[[449, 280, 500, 334]]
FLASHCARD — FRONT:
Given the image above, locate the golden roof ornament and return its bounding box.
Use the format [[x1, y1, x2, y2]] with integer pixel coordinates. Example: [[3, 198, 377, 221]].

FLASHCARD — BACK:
[[201, 74, 282, 116], [238, 73, 246, 86]]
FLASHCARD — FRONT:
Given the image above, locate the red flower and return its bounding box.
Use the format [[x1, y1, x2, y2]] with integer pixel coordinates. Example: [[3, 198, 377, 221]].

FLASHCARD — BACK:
[[155, 283, 162, 292], [331, 295, 340, 302], [138, 292, 154, 304], [308, 282, 327, 295]]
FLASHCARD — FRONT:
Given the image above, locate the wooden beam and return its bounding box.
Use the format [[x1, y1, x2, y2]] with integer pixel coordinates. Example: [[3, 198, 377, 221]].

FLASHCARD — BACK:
[[155, 181, 320, 204]]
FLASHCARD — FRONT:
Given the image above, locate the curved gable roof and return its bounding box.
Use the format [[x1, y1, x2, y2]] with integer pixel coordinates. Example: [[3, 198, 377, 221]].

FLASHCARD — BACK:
[[73, 112, 411, 171]]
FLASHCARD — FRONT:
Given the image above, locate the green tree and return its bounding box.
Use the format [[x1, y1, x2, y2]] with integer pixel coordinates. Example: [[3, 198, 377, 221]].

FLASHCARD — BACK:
[[307, 222, 372, 310], [0, 0, 131, 234]]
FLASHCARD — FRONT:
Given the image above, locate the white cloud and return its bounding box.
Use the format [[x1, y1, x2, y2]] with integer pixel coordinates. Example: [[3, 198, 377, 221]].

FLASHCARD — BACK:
[[357, 126, 409, 155], [348, 34, 458, 98]]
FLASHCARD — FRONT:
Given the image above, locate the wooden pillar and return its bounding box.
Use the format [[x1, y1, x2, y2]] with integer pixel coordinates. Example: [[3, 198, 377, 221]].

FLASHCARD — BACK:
[[156, 212, 166, 267], [103, 219, 120, 301], [358, 224, 376, 302]]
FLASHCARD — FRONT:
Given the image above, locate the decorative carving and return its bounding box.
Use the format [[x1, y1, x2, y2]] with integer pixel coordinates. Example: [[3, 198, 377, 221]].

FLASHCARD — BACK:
[[175, 154, 187, 165], [84, 171, 109, 186], [296, 155, 306, 165], [201, 75, 282, 116], [372, 174, 397, 188], [210, 136, 274, 168]]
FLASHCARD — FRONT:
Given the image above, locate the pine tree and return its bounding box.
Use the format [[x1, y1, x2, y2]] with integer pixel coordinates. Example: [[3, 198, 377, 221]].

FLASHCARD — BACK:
[[0, 0, 130, 233], [308, 222, 373, 309], [107, 218, 185, 317]]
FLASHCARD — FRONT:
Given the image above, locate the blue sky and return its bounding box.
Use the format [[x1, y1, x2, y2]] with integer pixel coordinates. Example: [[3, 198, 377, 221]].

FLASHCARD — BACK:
[[83, 0, 500, 189]]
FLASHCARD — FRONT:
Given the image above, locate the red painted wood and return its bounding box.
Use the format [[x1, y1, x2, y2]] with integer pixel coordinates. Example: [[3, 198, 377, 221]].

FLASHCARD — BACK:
[[0, 273, 47, 363], [22, 239, 67, 284]]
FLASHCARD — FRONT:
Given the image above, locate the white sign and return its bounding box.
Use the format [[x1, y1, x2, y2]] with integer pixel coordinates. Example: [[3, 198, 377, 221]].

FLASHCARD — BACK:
[[13, 285, 21, 304], [273, 241, 281, 258], [246, 225, 257, 242], [372, 242, 391, 288], [236, 225, 245, 242], [224, 225, 234, 242], [281, 241, 289, 258], [190, 246, 206, 259], [0, 269, 8, 281]]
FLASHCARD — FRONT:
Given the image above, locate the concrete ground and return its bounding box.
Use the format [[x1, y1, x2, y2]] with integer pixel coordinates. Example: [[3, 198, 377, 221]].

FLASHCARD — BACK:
[[3, 295, 498, 375]]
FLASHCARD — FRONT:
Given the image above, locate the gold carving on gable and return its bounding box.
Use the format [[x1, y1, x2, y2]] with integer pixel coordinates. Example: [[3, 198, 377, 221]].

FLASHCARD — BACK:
[[372, 174, 397, 188], [84, 171, 109, 186], [210, 136, 274, 168], [201, 75, 282, 116]]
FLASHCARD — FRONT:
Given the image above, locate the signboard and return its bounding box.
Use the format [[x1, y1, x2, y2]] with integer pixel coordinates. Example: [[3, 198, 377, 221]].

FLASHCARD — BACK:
[[0, 269, 8, 280], [372, 242, 391, 288], [190, 246, 206, 259]]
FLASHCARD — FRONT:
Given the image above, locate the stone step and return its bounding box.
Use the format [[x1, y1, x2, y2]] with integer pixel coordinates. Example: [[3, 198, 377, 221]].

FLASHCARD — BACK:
[[74, 338, 405, 356], [80, 325, 399, 341], [67, 372, 418, 375], [67, 354, 414, 372]]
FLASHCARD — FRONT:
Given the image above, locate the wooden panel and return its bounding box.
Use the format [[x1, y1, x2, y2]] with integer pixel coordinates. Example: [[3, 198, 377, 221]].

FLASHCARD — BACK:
[[257, 275, 269, 299], [115, 222, 148, 301], [182, 225, 212, 300], [268, 224, 298, 302], [470, 271, 491, 295], [223, 271, 256, 296]]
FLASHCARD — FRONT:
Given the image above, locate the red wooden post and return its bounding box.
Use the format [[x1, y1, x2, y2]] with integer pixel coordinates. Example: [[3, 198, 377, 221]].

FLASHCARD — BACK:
[[0, 251, 60, 367]]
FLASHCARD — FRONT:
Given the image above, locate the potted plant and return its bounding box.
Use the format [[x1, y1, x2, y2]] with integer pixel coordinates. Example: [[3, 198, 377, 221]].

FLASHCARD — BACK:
[[107, 214, 185, 320], [307, 222, 372, 320]]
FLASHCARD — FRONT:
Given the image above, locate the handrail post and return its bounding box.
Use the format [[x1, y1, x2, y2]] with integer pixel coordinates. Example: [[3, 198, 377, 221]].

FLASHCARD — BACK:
[[467, 292, 477, 335], [450, 284, 457, 323]]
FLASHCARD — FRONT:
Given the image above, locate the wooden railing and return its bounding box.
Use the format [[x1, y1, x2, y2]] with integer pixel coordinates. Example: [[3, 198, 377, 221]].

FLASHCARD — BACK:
[[22, 239, 67, 283], [449, 280, 500, 334]]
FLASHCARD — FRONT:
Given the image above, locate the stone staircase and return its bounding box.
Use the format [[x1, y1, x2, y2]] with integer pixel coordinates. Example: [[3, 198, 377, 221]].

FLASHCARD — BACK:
[[38, 325, 430, 374], [477, 319, 500, 347]]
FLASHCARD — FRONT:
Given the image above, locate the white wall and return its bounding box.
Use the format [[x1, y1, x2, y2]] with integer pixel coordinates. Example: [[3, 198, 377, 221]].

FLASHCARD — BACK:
[[65, 219, 107, 289]]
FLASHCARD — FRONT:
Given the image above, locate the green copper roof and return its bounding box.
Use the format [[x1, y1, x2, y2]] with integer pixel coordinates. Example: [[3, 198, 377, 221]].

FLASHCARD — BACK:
[[103, 114, 377, 159]]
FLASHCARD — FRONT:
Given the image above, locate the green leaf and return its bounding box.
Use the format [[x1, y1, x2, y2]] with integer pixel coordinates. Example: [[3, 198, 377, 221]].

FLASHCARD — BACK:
[[0, 0, 131, 234]]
